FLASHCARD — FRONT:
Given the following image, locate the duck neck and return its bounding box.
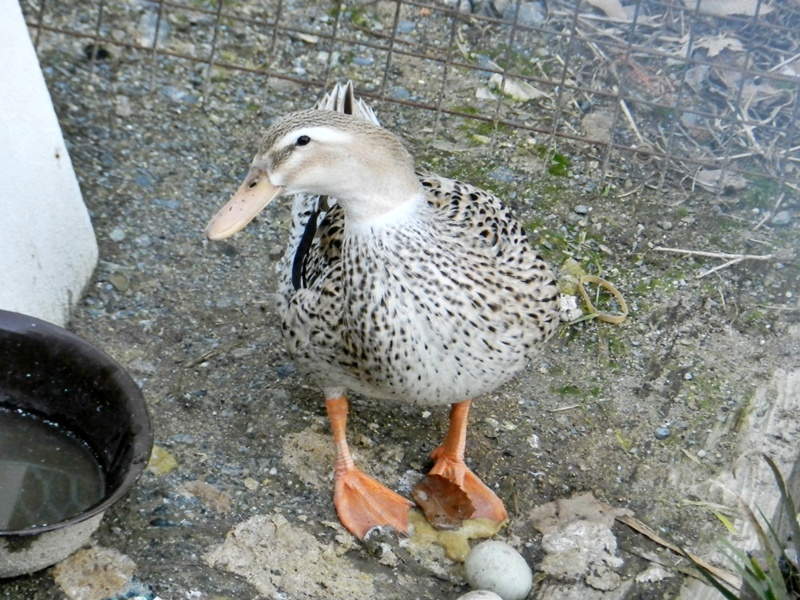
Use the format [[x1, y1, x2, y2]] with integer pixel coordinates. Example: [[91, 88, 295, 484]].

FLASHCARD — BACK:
[[342, 189, 426, 235]]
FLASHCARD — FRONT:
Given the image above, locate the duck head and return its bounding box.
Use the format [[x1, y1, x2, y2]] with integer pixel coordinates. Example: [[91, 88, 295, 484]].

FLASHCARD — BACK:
[[205, 110, 422, 240]]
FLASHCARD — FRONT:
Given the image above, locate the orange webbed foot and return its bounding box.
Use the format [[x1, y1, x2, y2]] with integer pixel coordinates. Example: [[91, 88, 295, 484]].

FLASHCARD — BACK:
[[426, 399, 508, 525], [333, 468, 413, 539], [428, 448, 508, 523], [326, 395, 412, 539]]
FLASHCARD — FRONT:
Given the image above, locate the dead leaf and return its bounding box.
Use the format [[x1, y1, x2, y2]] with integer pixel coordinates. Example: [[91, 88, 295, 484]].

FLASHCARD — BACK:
[[778, 59, 800, 79], [684, 65, 711, 91], [712, 67, 789, 113], [683, 0, 773, 17], [412, 474, 474, 530], [691, 35, 744, 57], [586, 0, 631, 19], [488, 74, 549, 102]]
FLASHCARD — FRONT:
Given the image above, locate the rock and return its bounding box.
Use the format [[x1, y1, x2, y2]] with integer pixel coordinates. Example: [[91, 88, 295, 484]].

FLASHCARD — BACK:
[[654, 426, 671, 440], [115, 95, 133, 117], [500, 1, 545, 25], [574, 204, 590, 215], [52, 545, 136, 600], [390, 86, 411, 100], [136, 9, 170, 47], [464, 540, 533, 600], [135, 234, 152, 248], [108, 273, 130, 292], [488, 166, 516, 183], [772, 210, 791, 226], [205, 513, 377, 599], [539, 519, 623, 590], [153, 198, 180, 209], [397, 20, 416, 33]]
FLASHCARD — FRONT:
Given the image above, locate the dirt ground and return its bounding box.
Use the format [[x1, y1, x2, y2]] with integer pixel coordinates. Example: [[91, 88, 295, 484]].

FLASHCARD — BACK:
[[3, 1, 800, 598]]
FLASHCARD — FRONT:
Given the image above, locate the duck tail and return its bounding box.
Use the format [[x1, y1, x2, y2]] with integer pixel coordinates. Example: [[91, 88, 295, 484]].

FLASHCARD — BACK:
[[316, 81, 380, 126]]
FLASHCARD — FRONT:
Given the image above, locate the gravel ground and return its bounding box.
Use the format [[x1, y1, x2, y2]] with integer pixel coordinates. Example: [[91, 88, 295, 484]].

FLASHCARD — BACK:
[[4, 1, 800, 598]]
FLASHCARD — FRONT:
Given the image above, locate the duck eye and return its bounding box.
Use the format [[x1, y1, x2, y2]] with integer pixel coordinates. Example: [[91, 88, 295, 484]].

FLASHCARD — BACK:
[[296, 135, 311, 146]]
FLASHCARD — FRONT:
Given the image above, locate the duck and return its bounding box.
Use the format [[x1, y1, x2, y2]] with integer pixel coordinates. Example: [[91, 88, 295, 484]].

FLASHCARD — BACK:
[[205, 82, 560, 539]]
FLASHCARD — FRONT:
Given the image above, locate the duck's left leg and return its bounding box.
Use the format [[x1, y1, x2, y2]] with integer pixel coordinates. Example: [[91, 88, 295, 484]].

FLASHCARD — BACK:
[[429, 399, 508, 524]]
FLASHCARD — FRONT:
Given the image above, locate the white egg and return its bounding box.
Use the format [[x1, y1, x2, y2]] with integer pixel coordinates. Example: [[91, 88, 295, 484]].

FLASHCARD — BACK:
[[457, 591, 504, 600], [464, 540, 533, 600]]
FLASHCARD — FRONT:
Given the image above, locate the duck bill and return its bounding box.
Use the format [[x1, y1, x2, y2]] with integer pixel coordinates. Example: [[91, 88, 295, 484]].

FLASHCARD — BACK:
[[205, 169, 284, 241]]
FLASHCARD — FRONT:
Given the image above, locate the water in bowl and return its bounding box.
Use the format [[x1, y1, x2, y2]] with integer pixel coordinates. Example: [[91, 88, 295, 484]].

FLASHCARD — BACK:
[[0, 406, 106, 531]]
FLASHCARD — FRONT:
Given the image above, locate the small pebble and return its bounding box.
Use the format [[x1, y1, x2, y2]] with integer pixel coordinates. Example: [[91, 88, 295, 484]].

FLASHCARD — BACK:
[[397, 20, 416, 33], [108, 273, 130, 292], [109, 227, 126, 242], [133, 173, 153, 188], [464, 540, 532, 600], [161, 85, 197, 104], [153, 198, 180, 209], [507, 3, 545, 25], [488, 167, 515, 183], [276, 364, 297, 378], [574, 204, 590, 215], [659, 220, 673, 230], [654, 427, 671, 440], [352, 56, 374, 66], [772, 210, 791, 226], [697, 449, 707, 458], [149, 517, 179, 527], [390, 86, 411, 100]]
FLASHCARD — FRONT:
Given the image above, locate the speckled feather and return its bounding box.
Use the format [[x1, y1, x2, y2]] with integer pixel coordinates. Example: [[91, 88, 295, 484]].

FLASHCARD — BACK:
[[275, 85, 560, 406]]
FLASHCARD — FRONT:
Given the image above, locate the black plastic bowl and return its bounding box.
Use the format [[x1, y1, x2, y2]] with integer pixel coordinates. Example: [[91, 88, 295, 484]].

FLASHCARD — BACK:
[[0, 310, 153, 578]]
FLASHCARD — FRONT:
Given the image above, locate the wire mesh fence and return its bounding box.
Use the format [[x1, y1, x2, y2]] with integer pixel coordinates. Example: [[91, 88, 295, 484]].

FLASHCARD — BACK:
[[21, 0, 800, 205]]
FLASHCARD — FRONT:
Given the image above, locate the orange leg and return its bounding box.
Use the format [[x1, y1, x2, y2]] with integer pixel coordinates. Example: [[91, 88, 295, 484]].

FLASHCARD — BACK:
[[326, 396, 412, 539], [429, 399, 508, 523]]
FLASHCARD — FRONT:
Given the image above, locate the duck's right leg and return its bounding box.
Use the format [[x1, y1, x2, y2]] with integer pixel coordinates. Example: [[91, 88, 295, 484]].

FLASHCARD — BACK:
[[326, 395, 413, 539]]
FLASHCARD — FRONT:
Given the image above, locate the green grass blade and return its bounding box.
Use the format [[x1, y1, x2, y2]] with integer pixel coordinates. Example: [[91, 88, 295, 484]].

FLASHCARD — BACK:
[[719, 540, 770, 599], [764, 455, 800, 563], [680, 543, 742, 600], [739, 501, 790, 598]]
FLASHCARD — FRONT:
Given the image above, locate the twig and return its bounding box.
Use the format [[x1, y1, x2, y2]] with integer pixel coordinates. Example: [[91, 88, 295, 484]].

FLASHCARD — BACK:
[[548, 404, 581, 412], [698, 257, 746, 279], [654, 246, 774, 261], [769, 51, 800, 73], [619, 98, 644, 144], [184, 340, 246, 368], [753, 191, 786, 232], [654, 246, 774, 278], [616, 185, 643, 198]]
